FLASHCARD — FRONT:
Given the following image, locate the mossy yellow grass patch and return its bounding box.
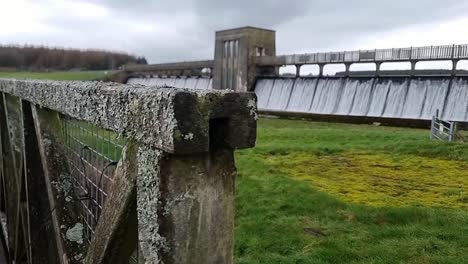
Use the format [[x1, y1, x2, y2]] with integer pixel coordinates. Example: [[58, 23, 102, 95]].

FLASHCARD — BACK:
[[266, 152, 468, 208]]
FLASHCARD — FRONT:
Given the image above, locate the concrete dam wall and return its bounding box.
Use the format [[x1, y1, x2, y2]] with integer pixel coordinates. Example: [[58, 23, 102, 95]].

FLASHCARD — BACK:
[[127, 75, 468, 122], [255, 77, 468, 122]]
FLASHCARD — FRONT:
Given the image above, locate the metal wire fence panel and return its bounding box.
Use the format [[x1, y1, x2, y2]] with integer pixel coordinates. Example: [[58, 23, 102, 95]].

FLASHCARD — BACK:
[[61, 116, 125, 245], [129, 249, 139, 264], [430, 114, 460, 142]]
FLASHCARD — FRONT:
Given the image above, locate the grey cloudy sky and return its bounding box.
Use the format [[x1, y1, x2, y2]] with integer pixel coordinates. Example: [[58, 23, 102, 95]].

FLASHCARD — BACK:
[[1, 0, 468, 66]]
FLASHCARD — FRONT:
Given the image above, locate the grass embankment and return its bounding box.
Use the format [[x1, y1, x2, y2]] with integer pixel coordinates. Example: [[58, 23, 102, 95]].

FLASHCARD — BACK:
[[0, 71, 109, 80], [235, 118, 468, 263]]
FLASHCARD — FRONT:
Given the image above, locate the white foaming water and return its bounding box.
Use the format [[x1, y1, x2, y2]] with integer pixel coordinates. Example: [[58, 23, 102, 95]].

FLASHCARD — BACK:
[[349, 79, 374, 116], [208, 78, 213, 89], [160, 78, 170, 86], [166, 78, 177, 87], [310, 78, 343, 114], [443, 78, 468, 121], [152, 77, 173, 86], [132, 75, 468, 122], [126, 78, 137, 84], [127, 77, 211, 89], [185, 78, 199, 89], [144, 78, 154, 86], [381, 79, 408, 118], [401, 79, 428, 119], [266, 79, 295, 110], [335, 79, 359, 115], [286, 78, 318, 112], [419, 79, 450, 120], [195, 78, 211, 90], [147, 79, 156, 86], [367, 80, 390, 117], [255, 79, 275, 109], [174, 78, 186, 88]]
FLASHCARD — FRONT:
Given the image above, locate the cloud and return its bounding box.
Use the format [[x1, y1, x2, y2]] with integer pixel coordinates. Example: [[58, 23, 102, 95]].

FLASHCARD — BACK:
[[0, 0, 467, 63]]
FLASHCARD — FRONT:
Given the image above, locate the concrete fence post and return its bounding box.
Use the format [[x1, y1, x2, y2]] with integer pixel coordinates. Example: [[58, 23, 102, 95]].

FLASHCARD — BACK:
[[0, 79, 258, 264]]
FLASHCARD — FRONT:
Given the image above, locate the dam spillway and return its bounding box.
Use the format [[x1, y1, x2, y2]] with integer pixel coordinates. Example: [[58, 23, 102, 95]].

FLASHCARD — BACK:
[[255, 76, 468, 122], [125, 75, 468, 122]]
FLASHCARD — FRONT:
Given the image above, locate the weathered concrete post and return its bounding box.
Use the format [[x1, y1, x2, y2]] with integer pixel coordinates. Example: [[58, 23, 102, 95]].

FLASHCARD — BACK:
[[213, 27, 276, 91], [0, 79, 257, 264], [135, 91, 257, 264]]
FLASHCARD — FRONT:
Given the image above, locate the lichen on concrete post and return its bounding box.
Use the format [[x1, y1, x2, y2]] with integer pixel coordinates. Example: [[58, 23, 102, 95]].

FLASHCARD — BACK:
[[135, 89, 257, 264], [0, 78, 257, 264]]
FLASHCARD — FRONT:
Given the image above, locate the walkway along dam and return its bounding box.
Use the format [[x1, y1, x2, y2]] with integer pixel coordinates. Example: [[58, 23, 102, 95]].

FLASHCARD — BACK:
[[120, 27, 468, 125]]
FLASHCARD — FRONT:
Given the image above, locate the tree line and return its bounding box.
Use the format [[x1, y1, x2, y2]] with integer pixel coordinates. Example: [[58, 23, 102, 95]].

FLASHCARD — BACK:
[[0, 45, 147, 71]]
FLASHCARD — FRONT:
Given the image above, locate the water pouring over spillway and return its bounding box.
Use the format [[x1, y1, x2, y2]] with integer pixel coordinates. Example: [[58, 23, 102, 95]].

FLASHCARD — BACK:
[[256, 76, 468, 122], [127, 76, 212, 90], [128, 76, 468, 122]]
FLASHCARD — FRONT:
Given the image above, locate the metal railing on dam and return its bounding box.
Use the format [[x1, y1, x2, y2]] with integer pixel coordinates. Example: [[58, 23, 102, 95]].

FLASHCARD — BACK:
[[0, 79, 257, 263], [257, 44, 468, 66]]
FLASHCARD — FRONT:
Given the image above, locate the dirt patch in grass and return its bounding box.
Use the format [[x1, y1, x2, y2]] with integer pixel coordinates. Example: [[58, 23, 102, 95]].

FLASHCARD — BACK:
[[303, 227, 327, 237], [267, 152, 468, 209]]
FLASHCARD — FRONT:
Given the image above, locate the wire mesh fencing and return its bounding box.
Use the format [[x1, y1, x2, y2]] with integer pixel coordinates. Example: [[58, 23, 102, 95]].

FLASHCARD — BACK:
[[430, 109, 462, 142], [129, 249, 140, 264], [61, 116, 125, 245]]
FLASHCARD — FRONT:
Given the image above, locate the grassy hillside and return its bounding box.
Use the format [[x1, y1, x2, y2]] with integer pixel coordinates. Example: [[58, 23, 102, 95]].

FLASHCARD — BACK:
[[235, 119, 468, 263]]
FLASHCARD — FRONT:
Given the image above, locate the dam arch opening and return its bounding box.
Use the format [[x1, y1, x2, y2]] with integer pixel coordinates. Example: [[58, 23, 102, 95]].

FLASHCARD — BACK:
[[279, 65, 296, 76], [323, 64, 345, 76], [380, 62, 412, 71], [416, 60, 453, 71], [456, 60, 468, 72], [349, 63, 376, 72], [300, 65, 320, 77]]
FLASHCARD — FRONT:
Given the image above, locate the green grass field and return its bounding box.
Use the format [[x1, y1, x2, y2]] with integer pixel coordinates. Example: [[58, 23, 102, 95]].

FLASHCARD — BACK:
[[0, 71, 110, 80], [235, 118, 468, 263]]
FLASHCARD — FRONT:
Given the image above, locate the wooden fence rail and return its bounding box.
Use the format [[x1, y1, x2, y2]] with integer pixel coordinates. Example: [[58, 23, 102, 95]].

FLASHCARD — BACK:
[[0, 79, 257, 264]]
